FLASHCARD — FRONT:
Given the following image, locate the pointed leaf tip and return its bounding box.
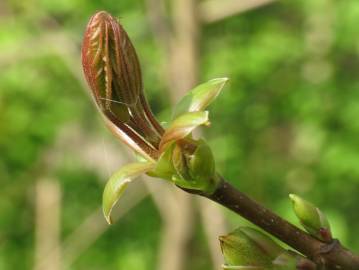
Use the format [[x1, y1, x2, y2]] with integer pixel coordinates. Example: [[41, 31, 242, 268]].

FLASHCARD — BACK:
[[172, 78, 228, 119], [102, 162, 155, 224]]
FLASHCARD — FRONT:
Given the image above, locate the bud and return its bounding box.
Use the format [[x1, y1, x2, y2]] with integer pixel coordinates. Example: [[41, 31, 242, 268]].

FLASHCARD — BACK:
[[172, 139, 219, 193], [82, 11, 163, 161], [289, 194, 332, 242], [82, 11, 139, 118], [149, 139, 219, 194], [219, 227, 284, 267], [188, 139, 217, 192]]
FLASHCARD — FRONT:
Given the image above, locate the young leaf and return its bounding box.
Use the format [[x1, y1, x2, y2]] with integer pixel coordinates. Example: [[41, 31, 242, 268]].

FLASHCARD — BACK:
[[147, 143, 176, 180], [103, 162, 155, 224], [239, 227, 284, 258], [172, 78, 228, 119], [159, 111, 209, 152], [187, 139, 219, 194], [219, 227, 280, 267], [188, 139, 215, 182]]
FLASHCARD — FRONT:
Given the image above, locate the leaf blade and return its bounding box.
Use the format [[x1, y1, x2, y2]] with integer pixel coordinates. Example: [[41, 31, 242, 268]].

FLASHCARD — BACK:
[[160, 111, 209, 152], [103, 162, 155, 224], [172, 78, 228, 119]]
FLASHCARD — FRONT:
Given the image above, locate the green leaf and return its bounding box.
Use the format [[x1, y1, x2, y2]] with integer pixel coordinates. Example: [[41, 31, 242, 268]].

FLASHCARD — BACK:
[[103, 162, 155, 224], [289, 194, 332, 242], [188, 139, 215, 182], [239, 227, 284, 259], [159, 111, 209, 152], [147, 143, 176, 180], [172, 78, 228, 119], [186, 139, 219, 194], [220, 227, 281, 267]]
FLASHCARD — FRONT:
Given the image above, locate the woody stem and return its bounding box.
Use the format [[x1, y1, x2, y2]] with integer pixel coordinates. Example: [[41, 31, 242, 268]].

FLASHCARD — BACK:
[[184, 177, 359, 270]]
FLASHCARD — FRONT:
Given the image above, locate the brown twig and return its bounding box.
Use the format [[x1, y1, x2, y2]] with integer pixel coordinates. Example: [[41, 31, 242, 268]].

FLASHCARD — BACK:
[[184, 177, 359, 270]]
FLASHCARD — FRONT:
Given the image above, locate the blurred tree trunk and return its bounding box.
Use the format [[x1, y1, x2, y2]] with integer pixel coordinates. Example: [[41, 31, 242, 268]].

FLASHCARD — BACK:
[[146, 0, 228, 269], [147, 1, 199, 269], [34, 179, 61, 270]]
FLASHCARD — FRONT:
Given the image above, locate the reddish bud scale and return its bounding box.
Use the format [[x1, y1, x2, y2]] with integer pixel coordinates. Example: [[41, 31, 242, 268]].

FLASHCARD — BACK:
[[82, 11, 140, 111], [319, 228, 332, 243], [82, 11, 164, 160]]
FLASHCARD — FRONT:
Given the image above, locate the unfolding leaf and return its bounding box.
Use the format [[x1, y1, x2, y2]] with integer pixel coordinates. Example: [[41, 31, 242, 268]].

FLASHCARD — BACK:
[[103, 162, 155, 224], [176, 139, 219, 194], [239, 227, 284, 259], [219, 227, 279, 267], [172, 78, 228, 119], [188, 140, 215, 184], [147, 143, 176, 180], [159, 111, 209, 152]]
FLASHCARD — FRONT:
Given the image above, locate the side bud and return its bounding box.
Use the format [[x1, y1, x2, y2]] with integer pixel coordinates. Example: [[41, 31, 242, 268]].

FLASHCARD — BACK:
[[289, 194, 332, 242]]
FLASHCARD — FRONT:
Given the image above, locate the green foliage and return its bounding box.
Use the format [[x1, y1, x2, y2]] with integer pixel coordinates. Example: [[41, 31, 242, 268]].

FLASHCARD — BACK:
[[220, 227, 283, 268], [1, 0, 359, 269]]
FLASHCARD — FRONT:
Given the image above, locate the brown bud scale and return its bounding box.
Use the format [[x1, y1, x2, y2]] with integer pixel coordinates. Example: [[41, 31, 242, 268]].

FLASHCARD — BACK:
[[82, 11, 164, 160]]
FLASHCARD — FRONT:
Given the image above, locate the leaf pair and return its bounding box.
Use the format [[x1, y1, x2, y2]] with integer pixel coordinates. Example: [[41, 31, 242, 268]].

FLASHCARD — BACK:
[[159, 77, 228, 152]]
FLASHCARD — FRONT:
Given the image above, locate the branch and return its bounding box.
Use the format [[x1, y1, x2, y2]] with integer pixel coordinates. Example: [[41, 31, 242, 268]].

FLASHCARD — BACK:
[[185, 177, 359, 270]]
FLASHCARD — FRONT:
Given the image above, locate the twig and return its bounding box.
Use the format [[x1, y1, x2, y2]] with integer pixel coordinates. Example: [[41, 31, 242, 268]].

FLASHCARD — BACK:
[[185, 177, 359, 270]]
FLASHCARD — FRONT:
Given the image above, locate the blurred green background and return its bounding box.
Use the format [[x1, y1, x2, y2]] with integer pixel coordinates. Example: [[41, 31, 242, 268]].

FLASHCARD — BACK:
[[1, 0, 359, 269]]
